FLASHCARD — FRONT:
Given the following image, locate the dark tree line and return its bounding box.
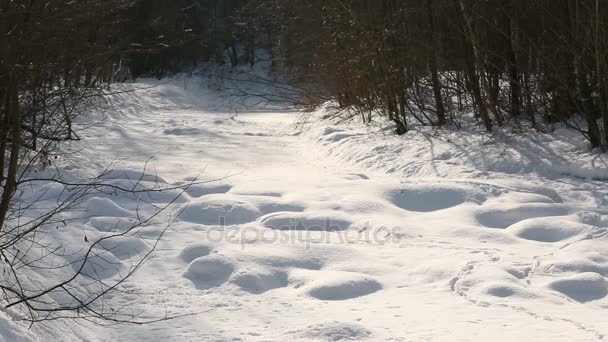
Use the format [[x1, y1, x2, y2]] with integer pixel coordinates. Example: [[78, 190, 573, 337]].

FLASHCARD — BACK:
[[1, 0, 134, 230], [242, 0, 608, 149], [127, 0, 252, 78], [9, 1, 604, 146]]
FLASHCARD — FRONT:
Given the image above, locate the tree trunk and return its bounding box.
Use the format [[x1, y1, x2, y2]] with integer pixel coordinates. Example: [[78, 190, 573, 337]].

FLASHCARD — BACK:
[[0, 76, 22, 230], [507, 11, 521, 118], [426, 0, 446, 126], [459, 0, 493, 131]]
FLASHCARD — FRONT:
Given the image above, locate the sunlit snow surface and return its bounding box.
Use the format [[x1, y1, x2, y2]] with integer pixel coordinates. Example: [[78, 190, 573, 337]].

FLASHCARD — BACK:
[[6, 76, 608, 341]]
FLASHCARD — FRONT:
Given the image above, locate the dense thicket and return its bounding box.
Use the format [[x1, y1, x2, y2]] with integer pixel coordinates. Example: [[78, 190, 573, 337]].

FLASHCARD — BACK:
[[0, 0, 131, 322], [0, 0, 222, 322], [0, 0, 249, 222], [243, 0, 608, 149], [127, 0, 251, 77], [0, 0, 135, 227]]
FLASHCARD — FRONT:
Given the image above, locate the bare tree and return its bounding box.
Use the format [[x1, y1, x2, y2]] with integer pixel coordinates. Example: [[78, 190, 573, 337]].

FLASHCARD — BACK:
[[239, 0, 608, 149], [0, 0, 223, 325]]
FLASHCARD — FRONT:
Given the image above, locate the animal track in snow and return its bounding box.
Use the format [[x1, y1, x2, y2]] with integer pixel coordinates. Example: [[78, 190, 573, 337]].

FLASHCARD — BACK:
[[450, 262, 539, 301], [505, 266, 532, 280]]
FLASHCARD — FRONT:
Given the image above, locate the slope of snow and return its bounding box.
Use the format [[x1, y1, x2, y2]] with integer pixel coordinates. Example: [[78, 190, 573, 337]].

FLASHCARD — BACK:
[[7, 76, 608, 341], [305, 104, 608, 182]]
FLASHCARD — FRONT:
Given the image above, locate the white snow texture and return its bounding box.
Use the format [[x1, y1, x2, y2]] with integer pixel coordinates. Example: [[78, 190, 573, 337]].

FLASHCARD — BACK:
[[6, 74, 608, 342]]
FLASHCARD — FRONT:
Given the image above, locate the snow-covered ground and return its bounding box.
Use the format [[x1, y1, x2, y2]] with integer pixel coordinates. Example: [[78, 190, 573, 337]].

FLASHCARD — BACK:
[[5, 76, 608, 341]]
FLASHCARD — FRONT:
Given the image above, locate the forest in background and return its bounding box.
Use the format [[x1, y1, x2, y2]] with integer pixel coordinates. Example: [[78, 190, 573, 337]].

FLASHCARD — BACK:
[[5, 0, 608, 143], [129, 1, 608, 152], [247, 1, 608, 150]]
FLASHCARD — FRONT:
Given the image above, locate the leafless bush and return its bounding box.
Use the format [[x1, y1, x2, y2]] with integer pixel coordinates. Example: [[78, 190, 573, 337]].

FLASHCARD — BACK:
[[0, 0, 213, 325]]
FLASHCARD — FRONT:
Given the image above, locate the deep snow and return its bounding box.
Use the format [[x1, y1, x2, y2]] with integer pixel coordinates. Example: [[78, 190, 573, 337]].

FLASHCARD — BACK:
[[3, 75, 608, 341]]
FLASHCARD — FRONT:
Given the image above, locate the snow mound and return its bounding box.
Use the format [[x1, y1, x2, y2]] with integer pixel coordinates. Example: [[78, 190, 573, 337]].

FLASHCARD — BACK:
[[100, 169, 167, 184], [545, 258, 608, 275], [257, 202, 306, 215], [86, 197, 133, 218], [506, 217, 591, 243], [299, 271, 383, 301], [72, 250, 123, 279], [19, 182, 68, 204], [480, 282, 536, 299], [183, 256, 235, 289], [547, 273, 608, 303], [239, 247, 325, 271], [539, 241, 608, 276], [106, 179, 190, 203], [179, 194, 304, 226], [232, 269, 289, 294], [261, 211, 353, 231], [88, 217, 137, 232], [184, 183, 232, 198], [492, 191, 557, 204], [453, 264, 539, 301], [179, 244, 212, 263], [307, 110, 608, 180], [179, 197, 260, 226], [475, 203, 571, 229], [0, 311, 37, 342], [98, 236, 150, 260]]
